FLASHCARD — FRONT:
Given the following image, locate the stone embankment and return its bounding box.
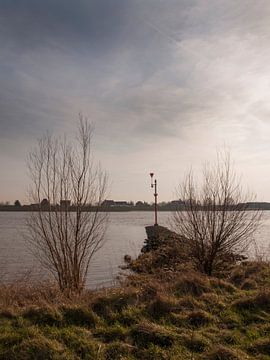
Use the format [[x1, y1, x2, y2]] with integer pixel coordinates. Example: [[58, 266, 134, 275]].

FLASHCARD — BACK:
[[125, 225, 190, 274]]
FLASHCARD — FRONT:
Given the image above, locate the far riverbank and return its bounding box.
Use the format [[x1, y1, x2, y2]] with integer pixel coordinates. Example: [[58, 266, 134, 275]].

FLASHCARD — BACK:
[[2, 201, 270, 212]]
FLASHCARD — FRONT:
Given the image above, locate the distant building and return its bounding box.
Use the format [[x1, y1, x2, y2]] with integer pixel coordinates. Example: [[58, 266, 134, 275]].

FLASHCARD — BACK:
[[171, 200, 185, 206], [113, 201, 129, 207], [101, 200, 131, 207], [102, 200, 115, 207]]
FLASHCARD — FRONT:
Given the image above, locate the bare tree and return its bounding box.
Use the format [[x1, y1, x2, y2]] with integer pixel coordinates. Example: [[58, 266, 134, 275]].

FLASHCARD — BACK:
[[171, 152, 261, 276], [27, 115, 108, 292]]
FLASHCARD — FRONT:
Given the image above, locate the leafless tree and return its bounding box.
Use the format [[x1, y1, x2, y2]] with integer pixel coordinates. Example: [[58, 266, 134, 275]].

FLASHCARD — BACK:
[[27, 115, 108, 292], [171, 151, 261, 276]]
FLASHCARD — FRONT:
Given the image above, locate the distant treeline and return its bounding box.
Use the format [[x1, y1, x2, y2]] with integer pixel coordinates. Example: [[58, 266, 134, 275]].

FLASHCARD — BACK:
[[1, 200, 270, 212]]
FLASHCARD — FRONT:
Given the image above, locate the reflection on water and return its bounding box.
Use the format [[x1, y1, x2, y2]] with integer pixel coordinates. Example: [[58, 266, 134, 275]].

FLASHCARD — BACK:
[[0, 211, 269, 288]]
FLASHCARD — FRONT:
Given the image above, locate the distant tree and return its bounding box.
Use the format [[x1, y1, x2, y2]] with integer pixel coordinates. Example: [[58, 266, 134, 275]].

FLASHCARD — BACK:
[[27, 116, 108, 293], [171, 151, 261, 276], [143, 201, 150, 207], [135, 201, 151, 208], [158, 202, 168, 207], [40, 198, 50, 207], [14, 200, 21, 207]]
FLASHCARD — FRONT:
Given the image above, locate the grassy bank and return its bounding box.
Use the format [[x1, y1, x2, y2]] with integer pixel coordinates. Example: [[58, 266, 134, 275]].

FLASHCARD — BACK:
[[1, 225, 270, 359], [0, 260, 270, 359]]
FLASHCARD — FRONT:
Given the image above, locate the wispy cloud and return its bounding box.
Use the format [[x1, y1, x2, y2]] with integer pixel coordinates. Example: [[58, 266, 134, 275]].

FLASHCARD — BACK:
[[1, 0, 270, 202]]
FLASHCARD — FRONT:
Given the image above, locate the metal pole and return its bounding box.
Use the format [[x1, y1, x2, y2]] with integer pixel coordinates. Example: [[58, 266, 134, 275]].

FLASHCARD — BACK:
[[150, 172, 158, 226], [154, 179, 158, 226]]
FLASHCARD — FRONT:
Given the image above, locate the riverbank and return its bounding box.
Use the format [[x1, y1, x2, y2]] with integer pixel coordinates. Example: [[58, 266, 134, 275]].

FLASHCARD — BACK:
[[2, 200, 270, 212], [0, 228, 270, 359]]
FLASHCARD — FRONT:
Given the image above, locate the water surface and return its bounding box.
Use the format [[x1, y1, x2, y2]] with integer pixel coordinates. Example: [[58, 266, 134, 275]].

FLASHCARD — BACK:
[[0, 211, 269, 288]]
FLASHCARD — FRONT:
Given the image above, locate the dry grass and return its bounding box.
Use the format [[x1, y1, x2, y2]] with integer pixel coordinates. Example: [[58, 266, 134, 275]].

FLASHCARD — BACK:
[[0, 261, 269, 359], [202, 345, 249, 360], [0, 281, 81, 310]]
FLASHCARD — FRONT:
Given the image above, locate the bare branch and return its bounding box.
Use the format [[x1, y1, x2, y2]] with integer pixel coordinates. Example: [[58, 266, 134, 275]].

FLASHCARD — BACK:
[[26, 115, 108, 292], [171, 150, 261, 275]]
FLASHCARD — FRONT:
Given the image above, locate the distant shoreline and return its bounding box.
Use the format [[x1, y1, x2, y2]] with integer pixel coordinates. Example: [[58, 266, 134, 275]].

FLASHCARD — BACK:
[[1, 202, 270, 212], [0, 207, 163, 212]]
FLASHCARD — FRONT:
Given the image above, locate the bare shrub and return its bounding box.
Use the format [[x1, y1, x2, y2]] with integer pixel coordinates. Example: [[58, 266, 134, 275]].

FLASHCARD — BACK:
[[172, 151, 261, 276], [27, 115, 108, 292]]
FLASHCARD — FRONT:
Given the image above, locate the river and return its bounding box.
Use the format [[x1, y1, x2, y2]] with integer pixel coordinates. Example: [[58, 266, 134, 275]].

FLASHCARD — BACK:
[[0, 211, 269, 288]]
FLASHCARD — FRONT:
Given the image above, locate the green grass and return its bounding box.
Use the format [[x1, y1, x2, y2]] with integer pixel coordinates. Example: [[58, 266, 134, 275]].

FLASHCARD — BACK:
[[0, 261, 270, 359]]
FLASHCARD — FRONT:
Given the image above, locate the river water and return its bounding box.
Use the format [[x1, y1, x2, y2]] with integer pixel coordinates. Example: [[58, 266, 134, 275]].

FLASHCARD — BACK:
[[0, 211, 269, 288]]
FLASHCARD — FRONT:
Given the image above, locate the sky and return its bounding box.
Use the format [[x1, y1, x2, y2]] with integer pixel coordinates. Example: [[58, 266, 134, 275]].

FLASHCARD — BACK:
[[1, 0, 270, 203]]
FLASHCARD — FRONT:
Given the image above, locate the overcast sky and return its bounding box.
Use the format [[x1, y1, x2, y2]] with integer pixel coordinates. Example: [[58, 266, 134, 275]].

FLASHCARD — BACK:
[[1, 0, 270, 203]]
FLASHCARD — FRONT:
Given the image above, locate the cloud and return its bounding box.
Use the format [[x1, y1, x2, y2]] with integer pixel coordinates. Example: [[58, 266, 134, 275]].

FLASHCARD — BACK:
[[0, 0, 133, 51], [1, 0, 270, 201]]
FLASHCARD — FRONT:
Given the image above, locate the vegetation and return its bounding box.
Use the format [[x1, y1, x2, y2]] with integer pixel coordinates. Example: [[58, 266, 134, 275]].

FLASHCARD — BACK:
[[0, 255, 269, 359], [26, 116, 108, 293], [3, 143, 267, 359], [172, 151, 261, 276]]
